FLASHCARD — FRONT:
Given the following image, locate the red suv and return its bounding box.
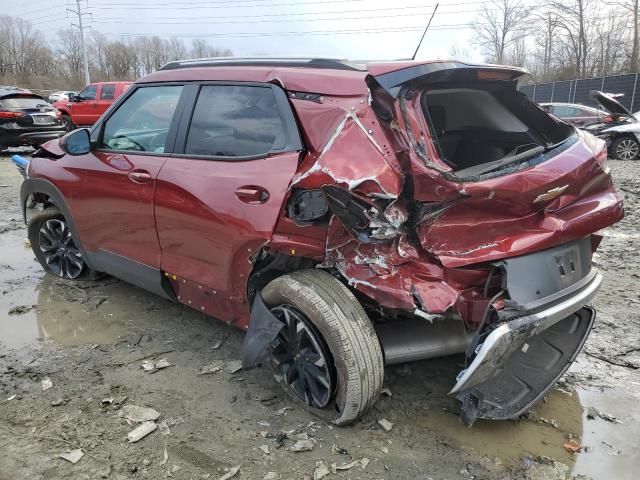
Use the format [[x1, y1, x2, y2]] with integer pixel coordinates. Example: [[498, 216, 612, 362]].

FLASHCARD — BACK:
[[20, 58, 623, 426], [53, 81, 131, 130]]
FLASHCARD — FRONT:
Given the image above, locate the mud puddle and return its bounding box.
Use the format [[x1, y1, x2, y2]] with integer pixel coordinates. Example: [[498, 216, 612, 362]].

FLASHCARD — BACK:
[[0, 228, 169, 347]]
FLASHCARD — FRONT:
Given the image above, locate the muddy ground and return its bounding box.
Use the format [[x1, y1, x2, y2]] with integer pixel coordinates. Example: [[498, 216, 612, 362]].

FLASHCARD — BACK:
[[0, 151, 639, 480]]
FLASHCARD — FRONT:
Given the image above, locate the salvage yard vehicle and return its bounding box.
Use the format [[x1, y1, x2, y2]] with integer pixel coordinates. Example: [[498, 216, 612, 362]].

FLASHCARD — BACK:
[[53, 81, 131, 130], [19, 58, 624, 426], [0, 86, 67, 151], [584, 90, 640, 160], [539, 102, 611, 127]]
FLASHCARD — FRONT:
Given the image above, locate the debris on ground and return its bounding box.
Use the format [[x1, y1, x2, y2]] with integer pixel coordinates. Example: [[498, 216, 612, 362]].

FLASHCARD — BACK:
[[331, 444, 349, 456], [41, 377, 52, 391], [258, 444, 270, 454], [380, 446, 389, 454], [159, 447, 168, 466], [199, 361, 224, 375], [381, 387, 393, 397], [330, 457, 369, 473], [563, 439, 582, 454], [586, 407, 622, 424], [50, 398, 65, 407], [141, 358, 172, 373], [263, 473, 278, 480], [522, 456, 569, 480], [58, 449, 84, 464], [601, 440, 621, 455], [313, 461, 330, 480], [119, 405, 160, 422], [8, 304, 35, 315], [210, 337, 226, 350], [224, 360, 242, 374], [158, 420, 171, 435], [274, 406, 292, 416], [127, 421, 157, 443], [5, 394, 17, 402], [378, 418, 394, 432], [290, 438, 315, 452], [217, 465, 240, 480]]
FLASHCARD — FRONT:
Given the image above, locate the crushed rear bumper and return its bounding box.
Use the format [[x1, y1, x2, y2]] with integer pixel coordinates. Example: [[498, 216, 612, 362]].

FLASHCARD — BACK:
[[450, 269, 601, 425]]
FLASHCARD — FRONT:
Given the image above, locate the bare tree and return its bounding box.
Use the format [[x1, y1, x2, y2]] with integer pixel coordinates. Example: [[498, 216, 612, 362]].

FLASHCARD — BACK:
[[57, 29, 83, 84], [471, 0, 530, 64]]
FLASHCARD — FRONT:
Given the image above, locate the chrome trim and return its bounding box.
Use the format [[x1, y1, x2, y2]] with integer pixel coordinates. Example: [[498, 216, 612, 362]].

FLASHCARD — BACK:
[[450, 270, 602, 394]]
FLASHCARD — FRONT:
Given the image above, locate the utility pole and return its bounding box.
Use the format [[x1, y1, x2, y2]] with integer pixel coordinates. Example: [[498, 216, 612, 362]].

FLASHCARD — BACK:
[[67, 0, 91, 85]]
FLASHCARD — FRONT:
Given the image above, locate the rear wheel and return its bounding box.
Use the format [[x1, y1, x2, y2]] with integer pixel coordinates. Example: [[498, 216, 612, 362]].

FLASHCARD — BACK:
[[261, 269, 384, 425], [28, 208, 96, 280], [612, 136, 640, 160], [61, 114, 74, 132]]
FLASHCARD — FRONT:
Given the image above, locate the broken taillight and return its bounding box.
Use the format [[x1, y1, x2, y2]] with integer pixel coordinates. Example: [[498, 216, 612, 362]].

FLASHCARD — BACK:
[[0, 110, 25, 119]]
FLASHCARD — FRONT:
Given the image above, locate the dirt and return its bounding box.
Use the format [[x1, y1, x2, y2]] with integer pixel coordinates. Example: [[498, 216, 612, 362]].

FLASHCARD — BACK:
[[1, 151, 639, 480]]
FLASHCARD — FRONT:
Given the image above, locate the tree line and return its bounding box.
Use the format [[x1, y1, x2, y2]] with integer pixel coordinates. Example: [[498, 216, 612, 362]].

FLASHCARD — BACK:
[[0, 15, 232, 91], [465, 0, 639, 82]]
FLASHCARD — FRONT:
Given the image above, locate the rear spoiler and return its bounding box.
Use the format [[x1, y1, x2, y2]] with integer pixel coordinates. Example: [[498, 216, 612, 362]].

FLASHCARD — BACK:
[[366, 61, 529, 98]]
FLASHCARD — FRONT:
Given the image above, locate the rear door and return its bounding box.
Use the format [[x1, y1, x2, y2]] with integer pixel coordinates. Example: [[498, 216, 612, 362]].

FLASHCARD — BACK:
[[154, 82, 302, 320], [96, 83, 117, 119]]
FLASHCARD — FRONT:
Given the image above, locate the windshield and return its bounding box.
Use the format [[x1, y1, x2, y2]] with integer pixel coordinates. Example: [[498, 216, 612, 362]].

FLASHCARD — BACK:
[[0, 95, 50, 109]]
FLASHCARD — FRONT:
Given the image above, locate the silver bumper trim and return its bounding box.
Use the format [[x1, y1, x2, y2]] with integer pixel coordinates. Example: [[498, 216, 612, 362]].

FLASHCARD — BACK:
[[450, 270, 602, 394]]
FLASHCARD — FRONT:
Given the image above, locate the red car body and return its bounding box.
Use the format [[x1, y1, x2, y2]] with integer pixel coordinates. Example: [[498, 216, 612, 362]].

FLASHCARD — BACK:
[[54, 81, 131, 127], [21, 59, 623, 425]]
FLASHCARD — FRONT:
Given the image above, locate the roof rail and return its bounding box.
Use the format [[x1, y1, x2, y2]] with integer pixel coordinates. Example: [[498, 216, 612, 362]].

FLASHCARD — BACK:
[[159, 57, 365, 72]]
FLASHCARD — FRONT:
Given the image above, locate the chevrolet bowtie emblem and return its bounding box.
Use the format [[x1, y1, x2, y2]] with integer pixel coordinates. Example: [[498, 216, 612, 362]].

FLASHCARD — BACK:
[[534, 185, 569, 203]]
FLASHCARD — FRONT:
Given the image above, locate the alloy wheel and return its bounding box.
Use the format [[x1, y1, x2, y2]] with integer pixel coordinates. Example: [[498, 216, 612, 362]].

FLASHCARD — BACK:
[[270, 304, 334, 408], [616, 139, 639, 160], [38, 219, 84, 279]]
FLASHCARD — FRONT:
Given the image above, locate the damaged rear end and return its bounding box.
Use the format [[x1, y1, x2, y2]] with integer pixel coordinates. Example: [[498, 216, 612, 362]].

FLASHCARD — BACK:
[[274, 61, 623, 425]]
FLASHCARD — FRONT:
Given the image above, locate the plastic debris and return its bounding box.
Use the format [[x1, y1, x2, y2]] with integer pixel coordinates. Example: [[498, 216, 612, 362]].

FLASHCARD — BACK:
[[127, 421, 157, 443], [378, 418, 394, 432], [380, 446, 389, 454], [314, 461, 330, 480], [587, 407, 622, 424], [275, 406, 292, 416], [217, 465, 240, 480], [159, 420, 171, 435], [59, 448, 84, 464], [381, 388, 393, 397], [224, 360, 243, 374], [290, 439, 315, 452], [42, 377, 53, 391], [159, 447, 168, 466], [119, 405, 161, 423], [6, 394, 16, 402], [259, 444, 270, 454], [199, 361, 224, 374], [141, 359, 156, 372], [51, 398, 65, 407], [563, 439, 582, 454], [263, 473, 278, 480]]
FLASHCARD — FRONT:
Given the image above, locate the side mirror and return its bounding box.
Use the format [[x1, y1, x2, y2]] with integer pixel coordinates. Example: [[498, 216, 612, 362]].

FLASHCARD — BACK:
[[71, 95, 82, 102], [61, 129, 91, 155]]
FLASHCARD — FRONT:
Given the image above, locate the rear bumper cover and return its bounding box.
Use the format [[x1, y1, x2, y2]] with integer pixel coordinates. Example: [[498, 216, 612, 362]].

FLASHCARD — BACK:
[[450, 270, 601, 424]]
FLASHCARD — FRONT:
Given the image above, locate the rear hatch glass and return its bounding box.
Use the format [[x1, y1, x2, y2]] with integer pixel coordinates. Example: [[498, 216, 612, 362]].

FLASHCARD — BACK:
[[0, 95, 52, 109]]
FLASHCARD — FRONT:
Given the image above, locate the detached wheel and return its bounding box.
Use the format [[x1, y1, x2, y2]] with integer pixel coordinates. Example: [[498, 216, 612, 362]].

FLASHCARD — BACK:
[[262, 269, 384, 425], [28, 208, 95, 280], [612, 136, 640, 160], [61, 114, 74, 131]]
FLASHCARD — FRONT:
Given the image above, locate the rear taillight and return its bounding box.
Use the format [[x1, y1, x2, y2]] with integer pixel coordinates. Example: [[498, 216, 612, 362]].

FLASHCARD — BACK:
[[0, 110, 25, 119]]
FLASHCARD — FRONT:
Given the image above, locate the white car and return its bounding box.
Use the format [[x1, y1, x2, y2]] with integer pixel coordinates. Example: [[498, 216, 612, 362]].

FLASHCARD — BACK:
[[584, 91, 640, 160], [47, 91, 77, 103]]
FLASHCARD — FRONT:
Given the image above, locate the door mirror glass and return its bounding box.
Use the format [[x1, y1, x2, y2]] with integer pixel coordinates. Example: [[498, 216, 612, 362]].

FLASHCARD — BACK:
[[62, 129, 91, 155]]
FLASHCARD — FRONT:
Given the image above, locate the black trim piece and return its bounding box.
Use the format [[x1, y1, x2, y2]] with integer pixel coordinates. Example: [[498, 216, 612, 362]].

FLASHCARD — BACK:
[[20, 177, 98, 272], [241, 293, 285, 368], [287, 91, 322, 103], [84, 249, 175, 301], [159, 57, 364, 72]]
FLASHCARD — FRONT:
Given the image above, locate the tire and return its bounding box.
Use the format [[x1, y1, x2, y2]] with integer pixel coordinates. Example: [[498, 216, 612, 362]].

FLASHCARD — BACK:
[[612, 136, 640, 160], [28, 207, 97, 280], [61, 114, 74, 132], [261, 269, 384, 425]]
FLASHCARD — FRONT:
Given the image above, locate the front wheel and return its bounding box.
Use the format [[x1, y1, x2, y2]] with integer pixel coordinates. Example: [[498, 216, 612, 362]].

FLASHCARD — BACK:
[[61, 114, 74, 132], [612, 136, 640, 160], [28, 208, 96, 280], [261, 269, 384, 425]]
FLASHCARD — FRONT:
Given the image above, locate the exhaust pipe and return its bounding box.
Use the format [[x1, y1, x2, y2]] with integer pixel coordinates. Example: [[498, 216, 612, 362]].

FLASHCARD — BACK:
[[375, 317, 473, 365]]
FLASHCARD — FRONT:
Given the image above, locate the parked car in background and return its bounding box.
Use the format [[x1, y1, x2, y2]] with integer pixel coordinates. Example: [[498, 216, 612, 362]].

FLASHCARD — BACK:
[[583, 90, 640, 160], [0, 86, 66, 150], [48, 91, 77, 104], [54, 81, 131, 130], [539, 102, 612, 126], [20, 58, 623, 426]]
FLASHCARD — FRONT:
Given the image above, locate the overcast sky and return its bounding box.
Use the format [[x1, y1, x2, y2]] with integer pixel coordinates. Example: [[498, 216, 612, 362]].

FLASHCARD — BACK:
[[4, 0, 486, 61]]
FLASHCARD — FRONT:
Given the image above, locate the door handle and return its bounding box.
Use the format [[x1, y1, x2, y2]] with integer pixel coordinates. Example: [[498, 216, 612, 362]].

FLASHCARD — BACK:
[[234, 186, 270, 204], [128, 170, 152, 184]]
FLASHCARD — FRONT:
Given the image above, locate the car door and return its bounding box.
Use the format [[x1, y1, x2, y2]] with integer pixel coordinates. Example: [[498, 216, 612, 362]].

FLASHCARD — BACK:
[[154, 83, 303, 322], [71, 84, 98, 126], [95, 83, 116, 119], [68, 84, 186, 297]]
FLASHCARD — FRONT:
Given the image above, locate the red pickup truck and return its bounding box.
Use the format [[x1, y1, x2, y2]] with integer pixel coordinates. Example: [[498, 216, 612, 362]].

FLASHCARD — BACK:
[[54, 81, 131, 129]]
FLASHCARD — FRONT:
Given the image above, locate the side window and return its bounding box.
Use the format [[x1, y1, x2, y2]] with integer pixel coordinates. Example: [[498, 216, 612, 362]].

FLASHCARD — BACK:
[[79, 85, 97, 100], [100, 85, 183, 153], [185, 85, 286, 158], [100, 84, 116, 100]]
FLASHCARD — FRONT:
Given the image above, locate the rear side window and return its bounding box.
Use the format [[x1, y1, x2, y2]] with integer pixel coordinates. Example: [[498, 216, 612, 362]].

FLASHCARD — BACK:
[[100, 85, 183, 152], [0, 95, 49, 108], [100, 84, 116, 100], [185, 85, 286, 158]]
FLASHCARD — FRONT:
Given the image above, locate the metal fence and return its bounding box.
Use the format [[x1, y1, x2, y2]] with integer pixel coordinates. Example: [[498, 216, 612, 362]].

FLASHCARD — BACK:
[[519, 73, 640, 113]]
